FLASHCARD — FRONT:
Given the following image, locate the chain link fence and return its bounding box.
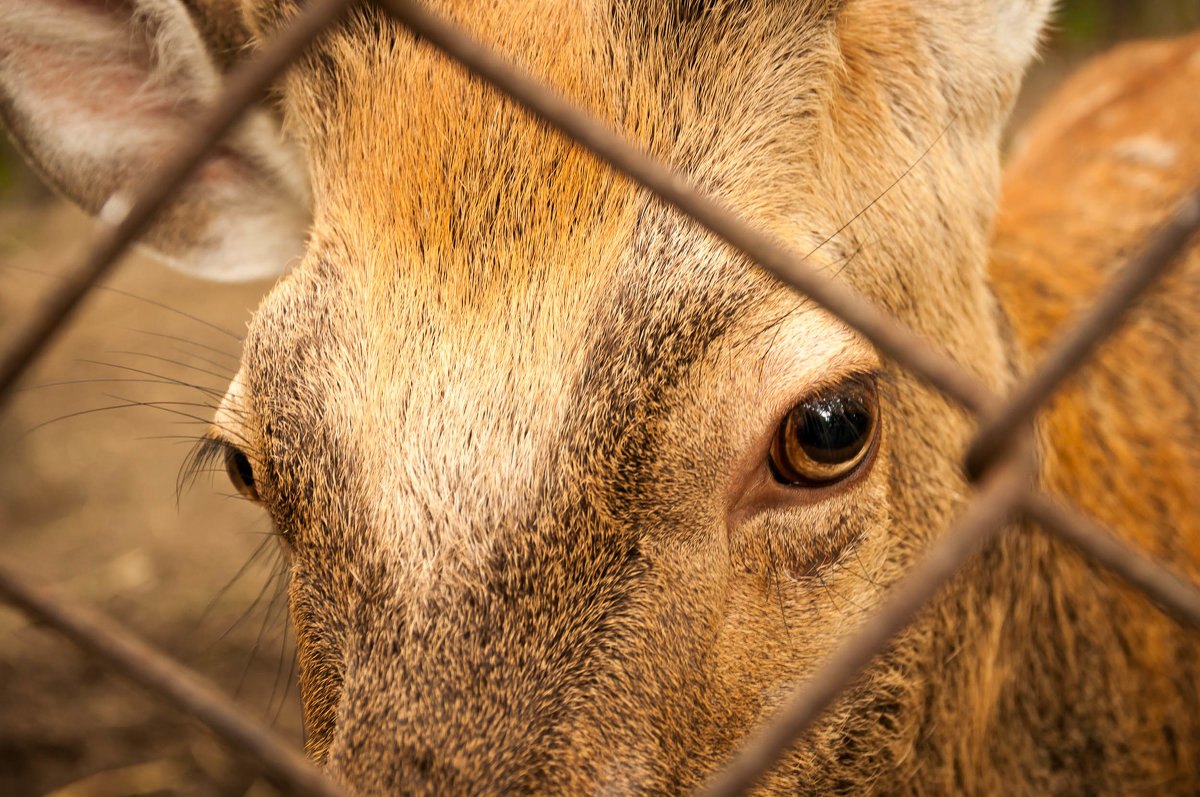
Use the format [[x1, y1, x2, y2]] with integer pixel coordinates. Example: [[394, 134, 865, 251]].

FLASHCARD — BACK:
[[1, 1, 1199, 794]]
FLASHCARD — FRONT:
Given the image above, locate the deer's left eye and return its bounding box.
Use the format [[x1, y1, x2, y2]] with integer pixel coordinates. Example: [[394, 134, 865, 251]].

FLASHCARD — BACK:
[[769, 377, 879, 487], [224, 446, 260, 502]]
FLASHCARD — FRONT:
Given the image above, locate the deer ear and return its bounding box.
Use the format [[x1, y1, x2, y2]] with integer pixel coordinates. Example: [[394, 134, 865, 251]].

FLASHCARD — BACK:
[[0, 0, 310, 281], [936, 0, 1056, 85], [839, 0, 1054, 121]]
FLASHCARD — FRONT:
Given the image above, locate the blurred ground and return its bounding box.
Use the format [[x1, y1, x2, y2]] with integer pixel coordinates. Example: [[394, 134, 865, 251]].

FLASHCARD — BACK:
[[0, 206, 302, 796], [0, 7, 1198, 797]]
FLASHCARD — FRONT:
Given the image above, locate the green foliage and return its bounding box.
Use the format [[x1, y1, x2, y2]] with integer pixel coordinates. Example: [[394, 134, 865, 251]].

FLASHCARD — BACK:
[[1057, 0, 1200, 52], [0, 147, 11, 195]]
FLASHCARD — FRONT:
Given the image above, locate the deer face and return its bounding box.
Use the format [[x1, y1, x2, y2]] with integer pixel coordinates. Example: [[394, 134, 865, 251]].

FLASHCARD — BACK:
[[0, 0, 1052, 792]]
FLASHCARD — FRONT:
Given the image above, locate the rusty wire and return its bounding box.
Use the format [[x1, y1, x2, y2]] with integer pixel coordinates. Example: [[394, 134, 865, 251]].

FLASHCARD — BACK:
[[1, 0, 1200, 795], [0, 558, 347, 797], [698, 448, 1035, 797], [966, 183, 1200, 479], [0, 0, 354, 793], [1022, 493, 1200, 631], [375, 3, 1200, 787], [373, 0, 993, 415], [0, 0, 354, 408]]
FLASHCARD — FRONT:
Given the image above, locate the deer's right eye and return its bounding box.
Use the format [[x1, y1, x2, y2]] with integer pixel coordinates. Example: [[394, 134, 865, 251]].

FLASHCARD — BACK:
[[224, 447, 260, 502], [768, 376, 880, 487]]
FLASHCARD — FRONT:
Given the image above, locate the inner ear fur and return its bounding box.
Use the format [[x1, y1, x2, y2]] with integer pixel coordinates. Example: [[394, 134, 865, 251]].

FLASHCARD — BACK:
[[179, 0, 257, 72], [0, 0, 310, 281]]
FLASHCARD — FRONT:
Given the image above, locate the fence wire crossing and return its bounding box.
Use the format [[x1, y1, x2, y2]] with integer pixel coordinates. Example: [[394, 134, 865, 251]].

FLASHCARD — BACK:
[[1, 1, 1199, 795]]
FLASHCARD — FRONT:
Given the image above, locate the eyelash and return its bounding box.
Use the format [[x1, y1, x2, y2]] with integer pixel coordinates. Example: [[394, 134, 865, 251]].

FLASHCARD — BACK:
[[180, 435, 260, 503], [179, 435, 234, 495]]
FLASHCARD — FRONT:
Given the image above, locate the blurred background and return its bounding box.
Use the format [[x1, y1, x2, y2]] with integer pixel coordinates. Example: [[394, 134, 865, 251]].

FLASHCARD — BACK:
[[1, 3, 1198, 796], [1056, 0, 1197, 48], [1013, 2, 1200, 132]]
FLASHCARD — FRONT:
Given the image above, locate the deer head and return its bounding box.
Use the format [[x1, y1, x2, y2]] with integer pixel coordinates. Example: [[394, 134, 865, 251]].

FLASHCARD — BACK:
[[2, 0, 1079, 793]]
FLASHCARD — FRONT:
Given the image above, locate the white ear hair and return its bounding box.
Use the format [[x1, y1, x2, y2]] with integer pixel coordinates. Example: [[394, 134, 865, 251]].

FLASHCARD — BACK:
[[890, 0, 1056, 121], [979, 0, 1057, 75], [0, 0, 310, 281]]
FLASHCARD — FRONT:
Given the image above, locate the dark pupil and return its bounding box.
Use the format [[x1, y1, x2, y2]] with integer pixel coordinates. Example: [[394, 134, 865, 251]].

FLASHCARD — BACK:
[[227, 449, 255, 489], [796, 395, 872, 464]]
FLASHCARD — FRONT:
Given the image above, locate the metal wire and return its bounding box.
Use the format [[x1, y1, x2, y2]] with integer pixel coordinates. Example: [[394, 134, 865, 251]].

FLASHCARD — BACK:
[[1022, 493, 1200, 631], [966, 183, 1200, 479], [0, 0, 354, 792], [698, 449, 1035, 797], [1, 0, 1199, 795], [374, 0, 993, 415], [0, 0, 355, 409], [0, 557, 346, 797], [370, 4, 1200, 785]]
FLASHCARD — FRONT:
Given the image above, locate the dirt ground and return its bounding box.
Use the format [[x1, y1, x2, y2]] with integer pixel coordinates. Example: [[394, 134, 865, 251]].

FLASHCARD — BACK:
[[0, 204, 300, 796], [0, 45, 1168, 797]]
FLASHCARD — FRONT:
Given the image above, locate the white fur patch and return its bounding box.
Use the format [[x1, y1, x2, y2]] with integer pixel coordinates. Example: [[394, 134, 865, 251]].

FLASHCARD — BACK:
[[990, 0, 1057, 71], [1114, 135, 1179, 170], [99, 193, 133, 227]]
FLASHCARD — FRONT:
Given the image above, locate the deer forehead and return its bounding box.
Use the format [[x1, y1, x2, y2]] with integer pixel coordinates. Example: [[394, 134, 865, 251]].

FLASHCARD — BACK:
[[227, 221, 868, 574], [217, 3, 930, 580], [219, 0, 1025, 571], [273, 1, 992, 346], [280, 2, 848, 253]]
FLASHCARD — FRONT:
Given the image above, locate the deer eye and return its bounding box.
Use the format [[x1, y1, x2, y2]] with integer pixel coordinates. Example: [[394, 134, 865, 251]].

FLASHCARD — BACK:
[[769, 377, 879, 487], [224, 446, 260, 502]]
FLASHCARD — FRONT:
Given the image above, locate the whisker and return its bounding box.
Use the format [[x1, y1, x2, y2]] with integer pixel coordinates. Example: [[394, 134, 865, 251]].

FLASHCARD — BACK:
[[126, 327, 242, 363], [94, 394, 250, 447], [160, 345, 242, 375], [77, 358, 227, 398], [730, 239, 871, 362], [0, 261, 243, 340], [206, 552, 284, 649], [765, 535, 793, 644], [17, 377, 214, 394], [789, 236, 873, 319], [235, 569, 290, 699], [19, 402, 165, 439], [266, 578, 295, 713], [271, 625, 299, 727], [805, 114, 959, 258], [19, 396, 232, 446], [108, 350, 234, 384], [105, 396, 221, 414], [813, 571, 867, 613], [849, 547, 883, 589], [192, 535, 276, 633], [828, 237, 868, 282]]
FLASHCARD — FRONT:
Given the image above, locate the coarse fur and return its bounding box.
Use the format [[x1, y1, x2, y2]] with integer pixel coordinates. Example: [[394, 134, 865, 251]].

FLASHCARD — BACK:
[[4, 0, 1200, 794]]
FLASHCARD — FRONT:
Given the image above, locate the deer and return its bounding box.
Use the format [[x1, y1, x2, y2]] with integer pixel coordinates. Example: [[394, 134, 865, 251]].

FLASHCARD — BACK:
[[3, 0, 1200, 793]]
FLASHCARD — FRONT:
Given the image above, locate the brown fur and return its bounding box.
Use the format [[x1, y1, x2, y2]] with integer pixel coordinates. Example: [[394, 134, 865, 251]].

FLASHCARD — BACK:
[[5, 0, 1200, 793], [986, 33, 1200, 793]]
